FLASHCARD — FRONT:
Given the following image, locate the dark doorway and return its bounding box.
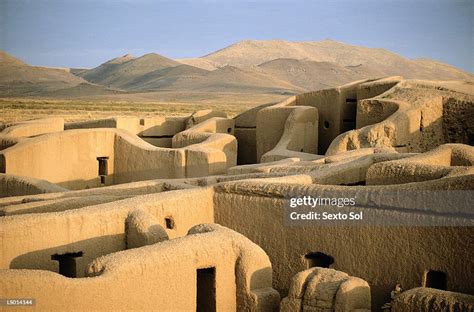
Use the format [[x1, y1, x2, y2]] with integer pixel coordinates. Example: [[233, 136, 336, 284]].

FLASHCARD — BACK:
[[342, 98, 357, 132], [424, 270, 447, 290], [51, 252, 83, 277], [304, 252, 334, 268], [196, 267, 216, 312]]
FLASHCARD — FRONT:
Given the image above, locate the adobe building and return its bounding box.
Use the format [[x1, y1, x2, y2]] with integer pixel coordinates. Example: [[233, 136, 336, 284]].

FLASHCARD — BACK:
[[0, 78, 473, 311]]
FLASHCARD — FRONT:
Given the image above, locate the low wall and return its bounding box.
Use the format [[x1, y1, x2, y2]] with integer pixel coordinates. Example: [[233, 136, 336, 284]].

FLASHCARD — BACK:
[[0, 224, 279, 311], [0, 188, 214, 276], [0, 127, 238, 189], [0, 173, 67, 198], [0, 118, 64, 138], [213, 181, 474, 309]]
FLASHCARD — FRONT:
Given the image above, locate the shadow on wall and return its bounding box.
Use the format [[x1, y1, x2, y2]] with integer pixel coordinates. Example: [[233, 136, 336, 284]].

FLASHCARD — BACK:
[[10, 234, 125, 278], [327, 93, 474, 155]]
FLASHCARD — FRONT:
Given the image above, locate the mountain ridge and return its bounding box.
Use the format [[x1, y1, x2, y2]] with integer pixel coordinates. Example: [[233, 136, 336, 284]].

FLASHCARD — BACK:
[[1, 39, 472, 98]]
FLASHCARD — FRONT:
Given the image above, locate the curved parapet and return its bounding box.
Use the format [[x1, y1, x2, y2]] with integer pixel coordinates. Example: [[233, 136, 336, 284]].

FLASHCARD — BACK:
[[0, 173, 68, 198], [280, 267, 371, 312], [0, 117, 64, 138], [0, 125, 236, 189], [391, 287, 474, 312], [366, 144, 474, 186], [0, 223, 279, 311], [261, 106, 319, 163], [173, 117, 237, 176], [256, 96, 298, 162], [255, 77, 404, 163], [185, 109, 228, 129], [326, 80, 474, 155]]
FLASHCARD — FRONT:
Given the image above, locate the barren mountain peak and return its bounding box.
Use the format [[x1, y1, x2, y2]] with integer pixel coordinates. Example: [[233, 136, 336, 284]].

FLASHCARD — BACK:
[[0, 50, 27, 66]]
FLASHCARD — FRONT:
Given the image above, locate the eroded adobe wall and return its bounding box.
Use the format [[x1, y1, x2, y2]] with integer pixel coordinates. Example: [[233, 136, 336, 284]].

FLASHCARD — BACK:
[[65, 116, 187, 148], [0, 129, 116, 189], [0, 189, 213, 277], [0, 173, 67, 198], [213, 182, 474, 309], [0, 117, 64, 138], [0, 224, 279, 311], [234, 102, 278, 165], [296, 88, 342, 154], [328, 80, 474, 155], [113, 131, 186, 183], [295, 77, 402, 155], [442, 97, 474, 146]]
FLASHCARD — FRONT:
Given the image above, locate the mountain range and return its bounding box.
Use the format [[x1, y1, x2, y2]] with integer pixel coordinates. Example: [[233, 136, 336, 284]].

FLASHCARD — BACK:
[[1, 39, 472, 98]]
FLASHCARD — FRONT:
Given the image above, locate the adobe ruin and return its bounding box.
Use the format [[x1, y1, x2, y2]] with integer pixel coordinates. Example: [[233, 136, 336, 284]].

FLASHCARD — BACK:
[[1, 77, 473, 311]]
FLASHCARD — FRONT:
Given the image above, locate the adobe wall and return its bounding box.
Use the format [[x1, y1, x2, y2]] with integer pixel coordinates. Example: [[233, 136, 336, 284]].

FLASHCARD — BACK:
[[391, 287, 474, 311], [0, 173, 67, 198], [0, 188, 214, 277], [0, 178, 196, 215], [328, 80, 474, 155], [260, 106, 319, 162], [0, 117, 64, 138], [65, 116, 187, 147], [0, 129, 117, 189], [295, 77, 402, 154], [256, 97, 297, 162], [0, 224, 279, 311], [213, 182, 474, 309], [234, 102, 278, 165], [0, 126, 239, 189], [113, 130, 186, 183]]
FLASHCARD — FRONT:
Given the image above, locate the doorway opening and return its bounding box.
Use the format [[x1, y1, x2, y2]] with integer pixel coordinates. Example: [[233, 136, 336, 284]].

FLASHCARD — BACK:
[[424, 270, 447, 290], [51, 251, 83, 278], [196, 267, 216, 312]]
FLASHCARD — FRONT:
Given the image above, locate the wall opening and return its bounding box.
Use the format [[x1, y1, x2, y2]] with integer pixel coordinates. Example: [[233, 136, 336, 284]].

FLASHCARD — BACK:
[[197, 267, 216, 312], [342, 98, 358, 132], [165, 216, 175, 229], [323, 121, 330, 129], [97, 157, 109, 186], [304, 252, 334, 268], [424, 270, 447, 290], [140, 119, 145, 126], [227, 127, 232, 133], [51, 251, 83, 278]]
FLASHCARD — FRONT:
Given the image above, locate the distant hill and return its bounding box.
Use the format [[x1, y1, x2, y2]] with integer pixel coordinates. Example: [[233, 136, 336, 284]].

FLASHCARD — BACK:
[[77, 52, 304, 94], [199, 39, 473, 81], [0, 51, 117, 97], [1, 39, 472, 98], [77, 53, 182, 89], [258, 58, 384, 90], [0, 51, 87, 96], [169, 65, 304, 93]]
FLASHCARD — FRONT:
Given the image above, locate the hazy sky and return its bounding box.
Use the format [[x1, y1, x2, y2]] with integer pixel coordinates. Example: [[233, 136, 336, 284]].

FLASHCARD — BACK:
[[1, 0, 472, 71]]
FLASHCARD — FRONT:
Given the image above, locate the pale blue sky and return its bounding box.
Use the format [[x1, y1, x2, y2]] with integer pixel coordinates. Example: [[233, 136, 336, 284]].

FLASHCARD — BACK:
[[1, 0, 472, 71]]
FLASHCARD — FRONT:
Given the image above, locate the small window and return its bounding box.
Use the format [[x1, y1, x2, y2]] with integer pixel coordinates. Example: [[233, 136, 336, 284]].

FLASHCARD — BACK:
[[97, 157, 109, 176], [323, 121, 330, 129], [165, 217, 175, 229], [304, 252, 334, 268], [140, 119, 145, 126], [424, 270, 447, 290]]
